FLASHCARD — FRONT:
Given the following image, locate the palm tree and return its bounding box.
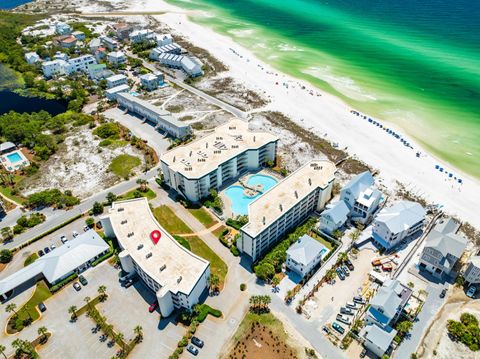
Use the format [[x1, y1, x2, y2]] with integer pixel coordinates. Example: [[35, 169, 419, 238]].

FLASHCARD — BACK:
[[23, 304, 33, 321], [115, 332, 125, 349], [105, 324, 114, 337], [84, 296, 91, 310], [209, 274, 220, 292], [136, 178, 148, 192], [38, 326, 48, 340], [337, 252, 348, 264], [97, 285, 107, 300], [133, 325, 143, 341], [5, 303, 18, 318], [271, 276, 280, 287], [68, 305, 77, 319], [0, 344, 7, 359]]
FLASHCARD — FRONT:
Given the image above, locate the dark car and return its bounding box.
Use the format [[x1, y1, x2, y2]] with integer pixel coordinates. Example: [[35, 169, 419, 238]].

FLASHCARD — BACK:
[[336, 268, 345, 280], [191, 336, 204, 348], [124, 280, 133, 288], [332, 322, 345, 335], [353, 296, 366, 305], [38, 302, 47, 312], [360, 348, 367, 358], [44, 247, 50, 254], [149, 301, 158, 313], [96, 221, 103, 229], [38, 249, 45, 257], [186, 345, 199, 356], [73, 282, 81, 291], [440, 288, 447, 298], [79, 275, 88, 286], [345, 259, 354, 271]]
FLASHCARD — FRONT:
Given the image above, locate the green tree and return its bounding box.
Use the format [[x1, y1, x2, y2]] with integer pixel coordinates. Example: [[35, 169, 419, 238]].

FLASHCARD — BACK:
[[136, 178, 148, 192], [5, 303, 18, 317], [0, 249, 13, 263], [97, 285, 107, 300], [92, 201, 104, 215], [37, 326, 48, 340], [85, 217, 95, 227], [68, 305, 77, 319], [337, 252, 348, 264], [0, 344, 6, 359], [254, 262, 275, 280], [271, 276, 280, 287], [1, 228, 13, 243], [332, 229, 343, 239], [84, 296, 91, 310], [396, 321, 413, 335], [209, 274, 220, 292], [134, 325, 143, 341], [106, 192, 117, 204]]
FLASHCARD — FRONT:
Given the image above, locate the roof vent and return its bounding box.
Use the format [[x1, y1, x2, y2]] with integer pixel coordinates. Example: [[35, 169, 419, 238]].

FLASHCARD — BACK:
[[160, 264, 166, 271], [177, 276, 182, 283], [279, 204, 283, 212], [173, 156, 176, 162], [189, 151, 192, 157], [294, 191, 298, 199], [146, 252, 152, 259], [262, 216, 266, 225], [118, 208, 124, 212], [137, 244, 143, 250], [308, 178, 312, 186], [253, 135, 256, 142], [206, 142, 208, 149]]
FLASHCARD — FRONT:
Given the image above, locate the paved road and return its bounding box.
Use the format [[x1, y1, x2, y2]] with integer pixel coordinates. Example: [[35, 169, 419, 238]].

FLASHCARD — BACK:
[[126, 51, 247, 119], [394, 283, 445, 358]]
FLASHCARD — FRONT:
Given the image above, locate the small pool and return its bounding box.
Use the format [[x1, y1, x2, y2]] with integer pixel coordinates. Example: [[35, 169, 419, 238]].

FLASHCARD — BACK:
[[6, 152, 22, 163], [130, 91, 139, 97], [225, 174, 278, 215], [320, 247, 329, 259]]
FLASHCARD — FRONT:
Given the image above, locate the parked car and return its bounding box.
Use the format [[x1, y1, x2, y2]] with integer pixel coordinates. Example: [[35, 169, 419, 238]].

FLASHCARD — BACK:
[[467, 286, 477, 298], [353, 296, 366, 304], [341, 265, 350, 276], [345, 259, 354, 271], [37, 302, 47, 312], [73, 282, 81, 291], [124, 280, 134, 288], [440, 288, 447, 298], [346, 302, 357, 310], [186, 344, 199, 356], [191, 336, 204, 348], [96, 221, 103, 229], [84, 226, 90, 232], [79, 275, 88, 286], [44, 247, 50, 254], [336, 314, 351, 325], [72, 230, 79, 238], [60, 235, 68, 244], [38, 250, 44, 257], [340, 307, 354, 315], [124, 275, 138, 288], [360, 348, 367, 358], [336, 268, 345, 280], [332, 322, 345, 335], [50, 244, 56, 250], [322, 326, 330, 334], [149, 301, 158, 313]]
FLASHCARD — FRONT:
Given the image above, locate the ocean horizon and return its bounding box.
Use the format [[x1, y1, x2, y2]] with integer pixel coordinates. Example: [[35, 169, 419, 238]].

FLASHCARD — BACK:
[[166, 0, 480, 179]]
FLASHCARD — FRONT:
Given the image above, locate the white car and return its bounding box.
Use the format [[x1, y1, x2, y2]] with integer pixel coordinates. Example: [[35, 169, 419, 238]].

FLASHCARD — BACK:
[[72, 230, 79, 238], [466, 286, 477, 298], [60, 235, 68, 244]]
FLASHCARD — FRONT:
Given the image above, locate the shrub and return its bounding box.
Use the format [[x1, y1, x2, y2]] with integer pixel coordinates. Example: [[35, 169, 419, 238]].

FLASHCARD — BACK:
[[92, 201, 104, 215], [240, 283, 246, 291], [0, 249, 13, 263], [50, 273, 78, 293], [178, 336, 188, 347], [99, 139, 112, 147], [230, 246, 240, 256], [93, 122, 120, 139]]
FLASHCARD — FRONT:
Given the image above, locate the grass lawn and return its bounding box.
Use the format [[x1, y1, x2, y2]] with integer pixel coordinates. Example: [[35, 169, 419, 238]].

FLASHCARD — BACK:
[[14, 281, 51, 324], [24, 252, 39, 267], [153, 205, 192, 234], [109, 154, 141, 178], [212, 225, 227, 238], [173, 235, 191, 250], [120, 187, 157, 201], [154, 205, 227, 288], [309, 231, 334, 251], [0, 185, 24, 204], [188, 207, 217, 228]]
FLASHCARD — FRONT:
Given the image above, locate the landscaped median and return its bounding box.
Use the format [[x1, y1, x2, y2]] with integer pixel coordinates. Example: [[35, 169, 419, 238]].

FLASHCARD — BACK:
[[153, 205, 228, 290]]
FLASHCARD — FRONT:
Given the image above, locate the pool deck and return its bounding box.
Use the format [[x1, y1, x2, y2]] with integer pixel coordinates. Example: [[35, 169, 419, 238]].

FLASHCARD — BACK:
[[220, 169, 283, 219], [0, 149, 30, 172]]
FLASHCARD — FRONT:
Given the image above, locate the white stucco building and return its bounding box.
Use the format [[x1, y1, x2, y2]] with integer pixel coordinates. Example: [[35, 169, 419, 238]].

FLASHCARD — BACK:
[[42, 59, 70, 78], [140, 73, 162, 91], [116, 93, 191, 138], [160, 119, 278, 202], [68, 55, 97, 73], [100, 198, 210, 317], [238, 160, 336, 261], [372, 201, 426, 251]]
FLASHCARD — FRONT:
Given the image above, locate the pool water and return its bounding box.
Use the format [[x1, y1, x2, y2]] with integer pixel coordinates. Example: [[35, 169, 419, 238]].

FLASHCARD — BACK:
[[225, 174, 278, 215], [6, 152, 22, 163]]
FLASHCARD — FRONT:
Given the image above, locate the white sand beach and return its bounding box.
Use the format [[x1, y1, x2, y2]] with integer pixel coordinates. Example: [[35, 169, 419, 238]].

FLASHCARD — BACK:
[[84, 0, 480, 229]]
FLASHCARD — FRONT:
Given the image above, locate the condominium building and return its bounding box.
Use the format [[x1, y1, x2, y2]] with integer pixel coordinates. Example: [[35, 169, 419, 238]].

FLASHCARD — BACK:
[[238, 160, 336, 261], [100, 198, 210, 317], [151, 52, 203, 77], [116, 93, 190, 138], [68, 55, 97, 73], [42, 59, 69, 78], [372, 201, 426, 251], [160, 119, 278, 202], [106, 84, 130, 101]]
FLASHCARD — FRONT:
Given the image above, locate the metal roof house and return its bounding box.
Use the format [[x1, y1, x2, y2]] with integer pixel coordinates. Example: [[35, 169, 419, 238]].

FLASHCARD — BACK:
[[340, 171, 382, 225], [319, 201, 350, 235], [0, 231, 109, 300], [365, 278, 412, 329], [361, 324, 397, 358], [0, 142, 16, 154], [372, 201, 426, 250], [465, 256, 480, 285], [286, 234, 328, 277], [419, 217, 466, 279]]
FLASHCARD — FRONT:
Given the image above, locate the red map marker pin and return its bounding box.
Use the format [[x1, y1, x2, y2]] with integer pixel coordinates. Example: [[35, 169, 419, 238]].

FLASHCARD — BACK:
[[150, 230, 161, 245]]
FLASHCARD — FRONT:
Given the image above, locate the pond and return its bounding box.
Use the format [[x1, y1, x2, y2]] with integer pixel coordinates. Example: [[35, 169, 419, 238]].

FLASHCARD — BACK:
[[0, 90, 67, 116], [0, 0, 33, 9]]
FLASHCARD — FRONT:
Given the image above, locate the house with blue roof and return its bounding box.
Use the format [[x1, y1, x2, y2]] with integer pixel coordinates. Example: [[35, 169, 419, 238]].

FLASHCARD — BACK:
[[340, 171, 382, 225], [319, 201, 349, 235], [365, 278, 412, 329], [286, 234, 328, 277], [372, 201, 426, 250]]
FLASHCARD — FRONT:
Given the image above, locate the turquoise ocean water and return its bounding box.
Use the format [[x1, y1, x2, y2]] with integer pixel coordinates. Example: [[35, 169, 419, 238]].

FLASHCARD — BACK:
[[166, 0, 480, 178]]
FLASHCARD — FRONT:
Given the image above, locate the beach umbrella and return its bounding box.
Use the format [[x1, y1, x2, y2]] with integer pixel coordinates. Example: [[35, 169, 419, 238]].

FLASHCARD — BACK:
[[435, 165, 440, 169]]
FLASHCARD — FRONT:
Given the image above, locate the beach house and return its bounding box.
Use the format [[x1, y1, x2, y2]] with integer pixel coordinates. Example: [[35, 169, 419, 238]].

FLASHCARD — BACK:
[[286, 234, 327, 277], [464, 256, 480, 285], [156, 33, 173, 47], [140, 73, 161, 91], [68, 55, 97, 73], [100, 36, 119, 51], [129, 29, 156, 44], [72, 31, 86, 41], [372, 201, 426, 250], [319, 201, 350, 235], [419, 217, 466, 279], [42, 59, 70, 78], [361, 324, 397, 358], [55, 22, 71, 35], [24, 52, 40, 65], [340, 171, 382, 225], [106, 74, 128, 88], [112, 23, 133, 40], [107, 51, 127, 66], [54, 35, 77, 49]]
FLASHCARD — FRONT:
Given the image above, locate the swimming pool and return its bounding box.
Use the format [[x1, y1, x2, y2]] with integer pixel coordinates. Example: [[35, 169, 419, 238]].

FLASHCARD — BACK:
[[225, 174, 278, 215], [6, 152, 22, 163]]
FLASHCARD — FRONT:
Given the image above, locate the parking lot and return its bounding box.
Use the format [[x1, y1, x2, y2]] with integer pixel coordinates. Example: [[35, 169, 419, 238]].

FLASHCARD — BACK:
[[303, 250, 376, 339]]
